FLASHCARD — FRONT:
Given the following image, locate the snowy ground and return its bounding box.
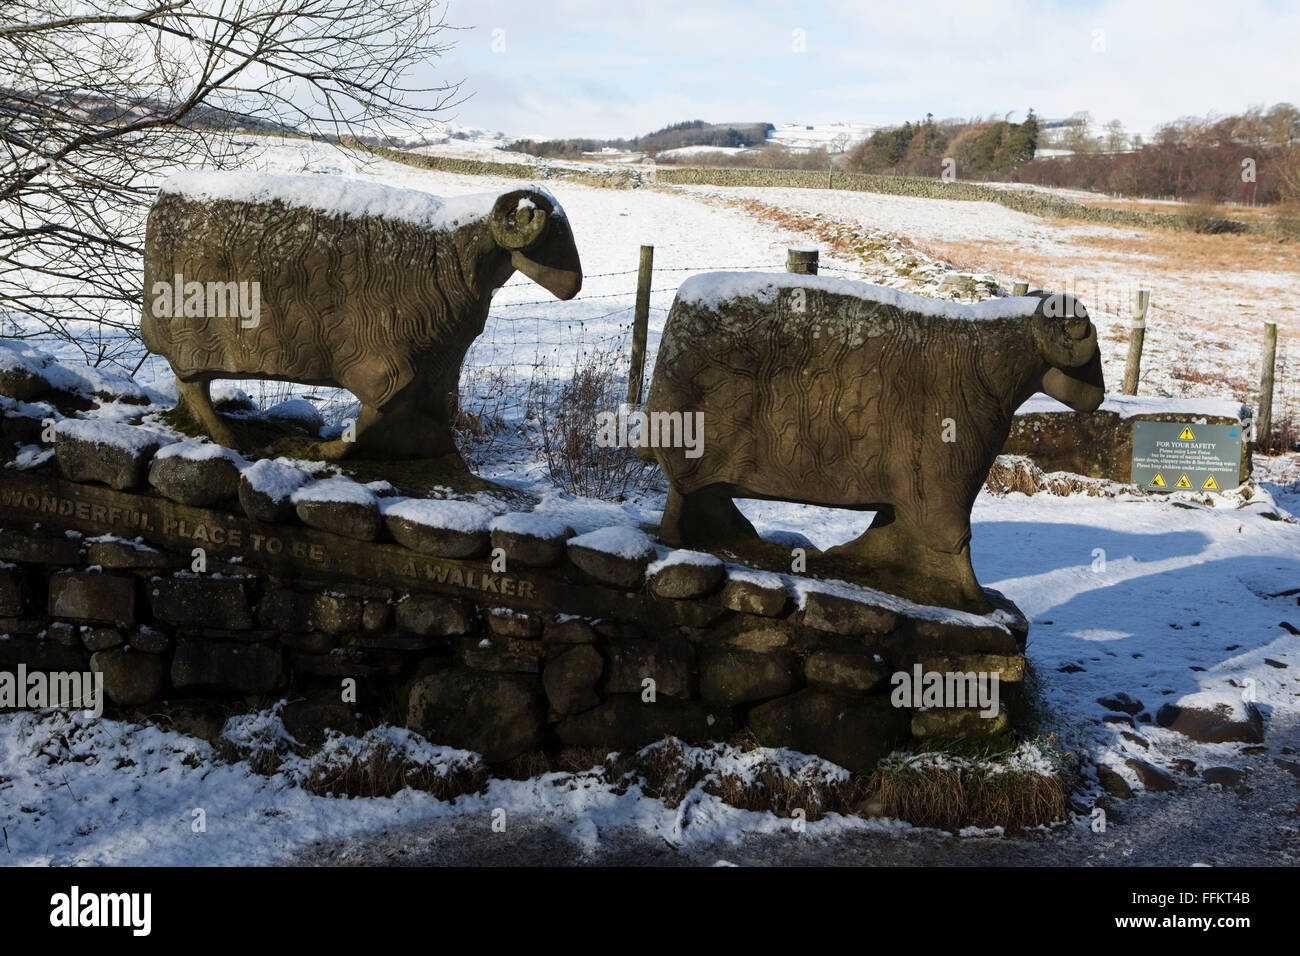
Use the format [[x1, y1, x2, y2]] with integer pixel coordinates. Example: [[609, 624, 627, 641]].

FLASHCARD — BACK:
[[2, 134, 1298, 866]]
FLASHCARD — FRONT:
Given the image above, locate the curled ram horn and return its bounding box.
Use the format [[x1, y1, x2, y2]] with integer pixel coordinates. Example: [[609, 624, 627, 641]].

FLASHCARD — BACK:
[[1032, 292, 1097, 369], [490, 189, 552, 250]]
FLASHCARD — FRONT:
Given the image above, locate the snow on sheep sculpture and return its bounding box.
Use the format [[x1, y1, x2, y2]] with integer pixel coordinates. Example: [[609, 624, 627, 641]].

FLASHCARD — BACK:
[[644, 274, 1105, 612], [142, 171, 582, 461]]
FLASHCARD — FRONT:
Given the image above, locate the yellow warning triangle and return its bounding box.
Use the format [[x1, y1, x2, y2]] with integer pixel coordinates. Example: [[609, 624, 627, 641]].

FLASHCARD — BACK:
[[1202, 475, 1219, 490], [1149, 473, 1166, 487], [1177, 426, 1196, 440], [1175, 474, 1192, 488]]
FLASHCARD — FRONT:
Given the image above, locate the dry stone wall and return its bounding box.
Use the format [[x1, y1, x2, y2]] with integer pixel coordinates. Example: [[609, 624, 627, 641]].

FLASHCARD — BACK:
[[0, 439, 1028, 770]]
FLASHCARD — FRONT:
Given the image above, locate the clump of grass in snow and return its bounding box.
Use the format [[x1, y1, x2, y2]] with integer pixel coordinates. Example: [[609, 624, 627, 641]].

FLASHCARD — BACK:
[[215, 705, 487, 801], [210, 704, 1069, 830], [862, 743, 1069, 832], [602, 736, 862, 821]]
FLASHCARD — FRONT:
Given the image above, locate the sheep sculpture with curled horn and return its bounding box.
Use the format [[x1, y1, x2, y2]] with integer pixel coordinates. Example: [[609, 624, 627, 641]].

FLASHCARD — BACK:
[[142, 172, 582, 463], [644, 274, 1105, 612]]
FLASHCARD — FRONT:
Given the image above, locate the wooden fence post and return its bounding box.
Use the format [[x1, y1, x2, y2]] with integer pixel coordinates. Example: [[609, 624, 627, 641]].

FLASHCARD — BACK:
[[1258, 321, 1277, 451], [626, 244, 654, 405], [1012, 281, 1029, 296], [787, 247, 819, 275], [1122, 289, 1151, 396]]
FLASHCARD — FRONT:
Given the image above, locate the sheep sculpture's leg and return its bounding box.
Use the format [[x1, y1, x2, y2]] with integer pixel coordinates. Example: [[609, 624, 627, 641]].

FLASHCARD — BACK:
[[315, 401, 462, 463], [660, 484, 759, 548], [828, 510, 989, 613], [175, 377, 239, 450]]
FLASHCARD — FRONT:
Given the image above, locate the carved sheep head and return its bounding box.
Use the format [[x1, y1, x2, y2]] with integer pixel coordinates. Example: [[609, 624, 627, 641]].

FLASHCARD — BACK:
[[490, 188, 583, 300], [1029, 291, 1105, 411]]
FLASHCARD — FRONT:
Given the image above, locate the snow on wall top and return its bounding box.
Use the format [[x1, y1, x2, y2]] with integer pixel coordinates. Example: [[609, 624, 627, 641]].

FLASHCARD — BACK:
[[382, 497, 494, 534], [675, 272, 1043, 321], [54, 419, 167, 454], [160, 170, 518, 231], [1017, 393, 1250, 421], [154, 439, 246, 465], [489, 512, 573, 539], [567, 526, 656, 560], [240, 458, 307, 498]]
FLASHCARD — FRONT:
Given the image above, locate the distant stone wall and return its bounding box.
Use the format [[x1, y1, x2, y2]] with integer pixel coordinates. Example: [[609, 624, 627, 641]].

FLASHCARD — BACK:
[[351, 140, 648, 190], [0, 463, 1027, 770], [653, 167, 1262, 234]]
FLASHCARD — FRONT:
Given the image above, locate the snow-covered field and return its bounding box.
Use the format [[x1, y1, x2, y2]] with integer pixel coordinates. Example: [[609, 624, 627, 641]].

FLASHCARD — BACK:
[[2, 134, 1297, 866]]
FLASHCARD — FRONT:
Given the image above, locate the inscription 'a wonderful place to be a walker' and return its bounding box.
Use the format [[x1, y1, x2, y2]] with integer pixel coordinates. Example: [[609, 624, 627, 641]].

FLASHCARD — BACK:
[[0, 485, 539, 600]]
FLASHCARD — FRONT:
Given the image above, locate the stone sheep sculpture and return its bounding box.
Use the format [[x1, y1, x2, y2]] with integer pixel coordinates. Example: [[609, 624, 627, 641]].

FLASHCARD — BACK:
[[644, 273, 1105, 612], [142, 171, 582, 461]]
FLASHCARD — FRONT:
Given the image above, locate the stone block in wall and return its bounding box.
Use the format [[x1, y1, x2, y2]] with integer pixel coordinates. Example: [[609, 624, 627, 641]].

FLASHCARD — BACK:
[[554, 694, 734, 751], [489, 515, 572, 568], [384, 499, 492, 558], [48, 572, 135, 625], [0, 617, 43, 635], [312, 593, 363, 635], [150, 577, 254, 629], [800, 590, 897, 636], [485, 607, 542, 639], [747, 688, 909, 772], [406, 667, 545, 763], [0, 529, 81, 566], [292, 647, 402, 679], [566, 528, 656, 589], [81, 627, 123, 651], [542, 644, 604, 715], [699, 647, 801, 704], [45, 622, 81, 646], [915, 652, 1026, 684], [279, 631, 339, 654], [604, 635, 697, 699], [910, 706, 1011, 742], [456, 634, 543, 673], [0, 564, 26, 616], [87, 538, 173, 570], [91, 647, 168, 706], [543, 618, 597, 645], [0, 633, 88, 674], [350, 632, 439, 652], [724, 623, 795, 652], [170, 637, 283, 695], [720, 574, 788, 617], [804, 650, 888, 693], [294, 496, 381, 542], [647, 551, 725, 599], [361, 600, 392, 632], [258, 589, 313, 633], [55, 421, 163, 491], [148, 449, 242, 506], [130, 625, 170, 654], [395, 594, 472, 637]]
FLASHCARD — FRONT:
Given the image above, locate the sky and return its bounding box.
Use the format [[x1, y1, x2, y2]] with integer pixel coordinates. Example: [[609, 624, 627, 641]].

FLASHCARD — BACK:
[[416, 0, 1299, 140]]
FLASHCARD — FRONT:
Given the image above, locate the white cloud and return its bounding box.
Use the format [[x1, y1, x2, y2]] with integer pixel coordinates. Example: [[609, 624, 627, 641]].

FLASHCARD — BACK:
[[424, 0, 1299, 139]]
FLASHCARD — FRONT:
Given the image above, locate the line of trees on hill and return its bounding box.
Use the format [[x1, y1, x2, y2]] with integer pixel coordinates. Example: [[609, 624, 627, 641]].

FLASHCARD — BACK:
[[848, 104, 1300, 205], [508, 120, 774, 158]]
